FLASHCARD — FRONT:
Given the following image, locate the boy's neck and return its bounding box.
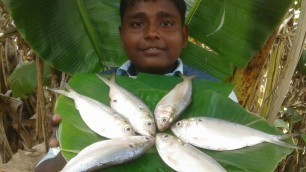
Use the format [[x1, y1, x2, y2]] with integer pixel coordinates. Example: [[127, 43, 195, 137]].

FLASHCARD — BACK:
[[130, 61, 179, 76]]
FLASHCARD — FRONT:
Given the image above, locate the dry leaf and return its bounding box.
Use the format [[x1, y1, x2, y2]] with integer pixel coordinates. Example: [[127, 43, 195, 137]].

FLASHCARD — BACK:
[[0, 143, 46, 172]]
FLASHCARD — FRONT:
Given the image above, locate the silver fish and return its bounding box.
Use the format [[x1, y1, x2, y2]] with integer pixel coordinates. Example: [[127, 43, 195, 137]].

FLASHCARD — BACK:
[[154, 75, 194, 131], [97, 74, 156, 136], [47, 87, 135, 138], [156, 133, 226, 172], [171, 117, 305, 151], [61, 136, 155, 172]]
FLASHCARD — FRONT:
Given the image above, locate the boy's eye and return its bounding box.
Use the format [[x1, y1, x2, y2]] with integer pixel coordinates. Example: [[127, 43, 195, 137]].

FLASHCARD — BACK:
[[132, 21, 145, 28], [160, 21, 174, 27]]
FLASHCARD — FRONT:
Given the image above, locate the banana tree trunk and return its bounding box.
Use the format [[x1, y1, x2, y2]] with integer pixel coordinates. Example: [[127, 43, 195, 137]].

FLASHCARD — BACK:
[[267, 0, 306, 122]]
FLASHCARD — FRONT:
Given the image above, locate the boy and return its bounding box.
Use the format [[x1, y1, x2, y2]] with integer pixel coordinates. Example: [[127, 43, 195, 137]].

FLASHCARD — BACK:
[[35, 0, 236, 171], [105, 0, 218, 81]]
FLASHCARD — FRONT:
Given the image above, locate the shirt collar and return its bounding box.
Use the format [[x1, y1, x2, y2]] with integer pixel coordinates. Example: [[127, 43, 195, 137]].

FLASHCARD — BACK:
[[116, 58, 184, 77]]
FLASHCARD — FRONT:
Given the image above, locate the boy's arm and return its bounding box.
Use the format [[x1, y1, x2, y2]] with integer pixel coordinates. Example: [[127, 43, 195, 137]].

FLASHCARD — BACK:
[[35, 114, 65, 171]]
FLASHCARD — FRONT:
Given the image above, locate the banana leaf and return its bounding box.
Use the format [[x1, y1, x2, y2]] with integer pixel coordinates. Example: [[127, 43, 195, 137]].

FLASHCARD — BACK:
[[54, 74, 292, 172], [8, 61, 51, 98], [2, 0, 294, 80]]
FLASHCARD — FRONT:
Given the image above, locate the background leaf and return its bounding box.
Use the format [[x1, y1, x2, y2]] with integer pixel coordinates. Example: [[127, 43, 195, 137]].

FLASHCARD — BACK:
[[2, 0, 294, 80], [8, 61, 51, 98], [185, 0, 293, 67]]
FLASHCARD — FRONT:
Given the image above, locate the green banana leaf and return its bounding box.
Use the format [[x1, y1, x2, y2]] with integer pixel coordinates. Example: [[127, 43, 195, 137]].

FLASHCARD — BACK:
[[54, 74, 292, 172], [2, 0, 293, 80], [8, 61, 51, 98]]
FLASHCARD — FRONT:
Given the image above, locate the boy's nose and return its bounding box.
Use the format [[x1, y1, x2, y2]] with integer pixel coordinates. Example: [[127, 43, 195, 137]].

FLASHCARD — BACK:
[[144, 24, 160, 41]]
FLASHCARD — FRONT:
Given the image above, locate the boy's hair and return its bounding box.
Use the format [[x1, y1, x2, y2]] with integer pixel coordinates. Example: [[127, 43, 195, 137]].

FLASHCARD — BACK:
[[120, 0, 186, 24]]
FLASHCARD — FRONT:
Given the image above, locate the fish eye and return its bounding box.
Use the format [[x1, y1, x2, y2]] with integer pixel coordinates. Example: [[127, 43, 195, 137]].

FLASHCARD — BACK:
[[161, 117, 168, 123], [162, 134, 169, 139], [125, 127, 131, 132], [146, 121, 152, 127], [176, 121, 182, 127]]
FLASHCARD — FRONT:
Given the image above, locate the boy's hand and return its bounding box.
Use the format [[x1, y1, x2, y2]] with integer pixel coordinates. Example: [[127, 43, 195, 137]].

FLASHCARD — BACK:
[[49, 114, 61, 147]]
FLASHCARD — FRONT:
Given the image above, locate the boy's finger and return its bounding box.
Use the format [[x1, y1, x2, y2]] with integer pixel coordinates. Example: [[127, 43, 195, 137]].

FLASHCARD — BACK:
[[51, 114, 62, 127], [49, 134, 59, 147]]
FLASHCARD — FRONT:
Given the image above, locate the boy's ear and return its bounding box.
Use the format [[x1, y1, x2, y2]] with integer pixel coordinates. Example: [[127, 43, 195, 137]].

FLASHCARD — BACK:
[[182, 25, 189, 48]]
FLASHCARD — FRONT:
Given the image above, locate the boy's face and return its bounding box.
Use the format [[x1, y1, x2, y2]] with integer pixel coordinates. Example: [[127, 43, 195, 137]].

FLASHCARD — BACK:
[[120, 0, 188, 74]]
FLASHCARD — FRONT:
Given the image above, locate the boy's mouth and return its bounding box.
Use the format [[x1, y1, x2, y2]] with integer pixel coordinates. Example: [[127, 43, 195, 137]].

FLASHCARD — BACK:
[[141, 46, 165, 56], [141, 46, 165, 52], [141, 46, 164, 50]]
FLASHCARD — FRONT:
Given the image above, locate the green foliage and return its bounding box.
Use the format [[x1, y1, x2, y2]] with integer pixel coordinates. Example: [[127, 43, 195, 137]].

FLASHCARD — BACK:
[[2, 0, 294, 80], [55, 74, 292, 172], [8, 61, 51, 98]]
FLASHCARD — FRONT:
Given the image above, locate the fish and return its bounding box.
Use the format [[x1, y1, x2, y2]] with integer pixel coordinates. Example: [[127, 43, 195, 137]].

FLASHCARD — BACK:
[[154, 75, 194, 132], [46, 87, 135, 139], [171, 117, 305, 151], [61, 135, 155, 172], [96, 74, 156, 136], [156, 133, 227, 172]]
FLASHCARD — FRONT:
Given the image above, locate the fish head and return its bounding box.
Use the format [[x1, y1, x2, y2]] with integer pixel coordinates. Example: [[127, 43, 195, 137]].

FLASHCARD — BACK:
[[139, 116, 156, 137], [154, 105, 176, 132], [170, 119, 188, 137], [111, 115, 136, 137], [121, 123, 136, 136], [156, 133, 180, 150], [129, 136, 156, 150], [156, 133, 171, 149], [139, 135, 156, 147]]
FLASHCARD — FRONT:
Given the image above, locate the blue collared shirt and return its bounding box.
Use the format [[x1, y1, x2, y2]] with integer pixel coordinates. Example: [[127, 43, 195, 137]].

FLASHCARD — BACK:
[[110, 59, 237, 102], [113, 58, 219, 82]]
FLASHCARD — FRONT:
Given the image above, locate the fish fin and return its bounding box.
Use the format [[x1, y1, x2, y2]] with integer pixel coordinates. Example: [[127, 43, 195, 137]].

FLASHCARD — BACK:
[[109, 73, 116, 84], [179, 74, 196, 81], [96, 73, 113, 86], [269, 137, 305, 150], [60, 148, 81, 154]]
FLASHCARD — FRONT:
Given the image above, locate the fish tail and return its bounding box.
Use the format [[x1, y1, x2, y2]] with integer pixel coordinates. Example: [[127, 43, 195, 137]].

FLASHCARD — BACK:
[[96, 73, 115, 86], [276, 133, 301, 140], [268, 135, 305, 150], [45, 87, 73, 99]]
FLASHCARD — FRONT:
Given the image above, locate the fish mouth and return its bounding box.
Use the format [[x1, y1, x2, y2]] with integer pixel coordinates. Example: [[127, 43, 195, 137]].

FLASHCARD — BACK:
[[140, 131, 156, 137], [157, 122, 170, 132]]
